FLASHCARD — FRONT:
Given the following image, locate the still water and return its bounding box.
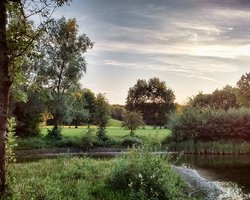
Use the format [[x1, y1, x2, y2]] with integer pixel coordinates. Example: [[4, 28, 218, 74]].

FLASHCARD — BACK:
[[180, 155, 250, 199]]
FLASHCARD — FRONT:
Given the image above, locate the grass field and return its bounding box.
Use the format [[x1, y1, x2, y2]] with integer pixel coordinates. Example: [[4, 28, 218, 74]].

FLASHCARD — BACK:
[[41, 125, 170, 139], [16, 119, 171, 150], [40, 119, 170, 139]]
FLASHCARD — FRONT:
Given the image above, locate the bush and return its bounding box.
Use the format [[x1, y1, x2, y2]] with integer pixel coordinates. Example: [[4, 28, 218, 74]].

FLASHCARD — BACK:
[[121, 136, 142, 148], [46, 127, 62, 140], [168, 107, 250, 143], [78, 129, 97, 149], [106, 146, 184, 200]]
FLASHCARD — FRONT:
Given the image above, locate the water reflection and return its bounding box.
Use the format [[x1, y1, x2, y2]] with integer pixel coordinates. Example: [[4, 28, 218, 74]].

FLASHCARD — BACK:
[[180, 155, 250, 199]]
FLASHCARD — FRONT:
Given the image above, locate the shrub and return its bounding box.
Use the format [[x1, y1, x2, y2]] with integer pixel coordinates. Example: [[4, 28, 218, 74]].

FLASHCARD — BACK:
[[78, 129, 97, 149], [121, 136, 142, 148], [106, 146, 184, 200], [46, 127, 62, 140], [168, 107, 250, 143]]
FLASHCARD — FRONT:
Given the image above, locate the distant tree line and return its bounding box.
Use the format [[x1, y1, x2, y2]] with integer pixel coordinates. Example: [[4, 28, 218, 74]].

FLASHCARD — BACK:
[[187, 72, 250, 110]]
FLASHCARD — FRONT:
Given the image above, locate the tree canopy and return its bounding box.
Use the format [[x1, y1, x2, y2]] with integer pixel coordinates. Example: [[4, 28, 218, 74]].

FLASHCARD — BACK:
[[189, 85, 238, 110], [126, 77, 175, 127], [36, 17, 93, 134]]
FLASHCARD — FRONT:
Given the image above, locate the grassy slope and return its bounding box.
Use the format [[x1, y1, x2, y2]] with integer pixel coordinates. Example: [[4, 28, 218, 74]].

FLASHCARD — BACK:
[[108, 119, 122, 127]]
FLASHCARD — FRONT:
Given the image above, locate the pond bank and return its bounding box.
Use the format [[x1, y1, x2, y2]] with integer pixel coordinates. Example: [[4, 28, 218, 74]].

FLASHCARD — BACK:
[[15, 147, 178, 161]]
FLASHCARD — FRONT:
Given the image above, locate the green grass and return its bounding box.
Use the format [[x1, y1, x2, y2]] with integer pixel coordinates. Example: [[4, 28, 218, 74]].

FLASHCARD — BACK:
[[5, 158, 128, 200], [5, 151, 193, 200], [108, 119, 122, 127], [41, 126, 170, 139], [16, 125, 170, 150]]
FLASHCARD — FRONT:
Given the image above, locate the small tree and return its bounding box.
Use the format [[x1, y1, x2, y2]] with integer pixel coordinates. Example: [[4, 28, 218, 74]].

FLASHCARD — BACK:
[[94, 94, 111, 141], [121, 111, 144, 136]]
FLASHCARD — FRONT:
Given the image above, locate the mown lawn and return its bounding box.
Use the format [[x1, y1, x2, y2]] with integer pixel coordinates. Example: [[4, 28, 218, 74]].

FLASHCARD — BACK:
[[40, 126, 170, 139]]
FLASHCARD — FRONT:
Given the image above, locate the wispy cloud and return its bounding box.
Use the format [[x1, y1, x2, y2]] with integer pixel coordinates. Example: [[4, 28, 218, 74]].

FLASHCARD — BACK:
[[56, 0, 250, 104]]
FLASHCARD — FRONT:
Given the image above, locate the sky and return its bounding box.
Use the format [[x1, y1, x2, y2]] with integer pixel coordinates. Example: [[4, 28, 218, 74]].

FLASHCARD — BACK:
[[54, 0, 250, 105]]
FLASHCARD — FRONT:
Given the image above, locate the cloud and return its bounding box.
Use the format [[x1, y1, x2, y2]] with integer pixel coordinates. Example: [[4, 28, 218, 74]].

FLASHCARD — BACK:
[[55, 0, 250, 104]]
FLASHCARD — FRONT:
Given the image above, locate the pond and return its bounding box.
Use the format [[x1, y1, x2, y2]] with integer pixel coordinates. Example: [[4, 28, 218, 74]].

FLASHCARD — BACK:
[[180, 154, 250, 199]]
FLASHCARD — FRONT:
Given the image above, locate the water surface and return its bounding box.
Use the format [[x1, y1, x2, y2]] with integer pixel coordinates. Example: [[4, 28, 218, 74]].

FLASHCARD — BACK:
[[180, 155, 250, 198]]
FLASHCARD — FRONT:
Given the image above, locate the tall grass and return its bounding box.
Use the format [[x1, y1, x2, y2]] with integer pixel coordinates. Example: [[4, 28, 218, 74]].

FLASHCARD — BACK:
[[167, 140, 250, 154], [4, 149, 193, 200]]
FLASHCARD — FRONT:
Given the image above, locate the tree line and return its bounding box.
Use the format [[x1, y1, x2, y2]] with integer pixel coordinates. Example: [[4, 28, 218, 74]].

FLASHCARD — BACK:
[[167, 72, 250, 150]]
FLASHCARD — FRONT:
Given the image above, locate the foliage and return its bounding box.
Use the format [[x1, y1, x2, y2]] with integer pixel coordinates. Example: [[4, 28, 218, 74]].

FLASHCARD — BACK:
[[126, 77, 175, 127], [168, 107, 250, 143], [5, 118, 17, 167], [46, 127, 62, 140], [237, 72, 250, 107], [0, 0, 72, 194], [82, 89, 96, 126], [36, 17, 93, 131], [106, 146, 184, 200], [121, 111, 144, 136], [189, 86, 238, 110], [78, 128, 97, 149], [121, 136, 142, 148], [10, 88, 46, 137], [69, 90, 89, 128]]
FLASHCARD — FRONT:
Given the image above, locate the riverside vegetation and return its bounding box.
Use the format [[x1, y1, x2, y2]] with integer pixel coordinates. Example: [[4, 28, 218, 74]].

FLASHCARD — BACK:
[[166, 107, 250, 154], [3, 146, 195, 200]]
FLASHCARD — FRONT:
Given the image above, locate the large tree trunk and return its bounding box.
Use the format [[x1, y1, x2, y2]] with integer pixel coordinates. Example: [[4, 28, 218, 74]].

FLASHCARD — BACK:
[[0, 0, 10, 195]]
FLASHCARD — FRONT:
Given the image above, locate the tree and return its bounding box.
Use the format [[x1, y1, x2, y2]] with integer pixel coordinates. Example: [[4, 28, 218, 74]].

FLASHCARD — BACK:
[[70, 90, 89, 128], [121, 111, 144, 136], [189, 86, 238, 110], [82, 89, 96, 127], [111, 104, 126, 121], [126, 78, 175, 127], [0, 0, 70, 193], [210, 88, 238, 110], [94, 94, 111, 141], [189, 92, 212, 108], [237, 72, 250, 107], [37, 17, 93, 136], [10, 88, 46, 137]]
